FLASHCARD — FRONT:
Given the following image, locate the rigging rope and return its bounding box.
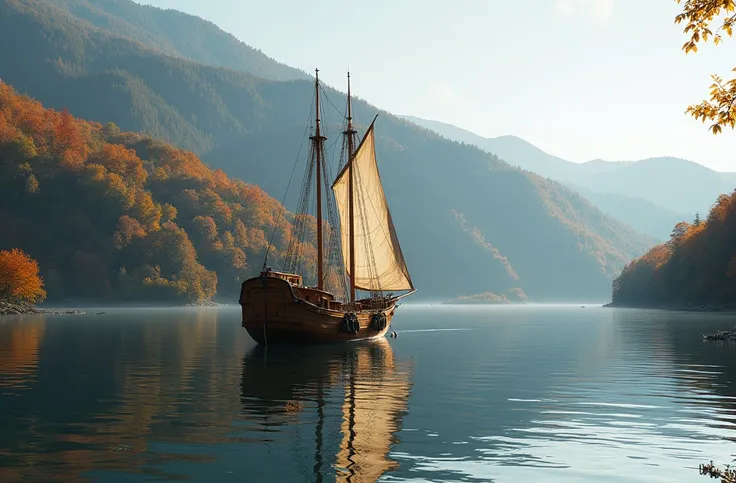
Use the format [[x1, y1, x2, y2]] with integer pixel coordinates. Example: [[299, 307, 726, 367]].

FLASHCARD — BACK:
[[321, 141, 349, 301], [262, 90, 315, 271], [317, 83, 353, 300], [284, 143, 316, 273], [320, 84, 346, 120]]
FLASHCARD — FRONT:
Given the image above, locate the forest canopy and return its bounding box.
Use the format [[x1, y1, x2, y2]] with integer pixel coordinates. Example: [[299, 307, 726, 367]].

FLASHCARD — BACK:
[[0, 81, 313, 303], [611, 190, 736, 307], [0, 248, 46, 303]]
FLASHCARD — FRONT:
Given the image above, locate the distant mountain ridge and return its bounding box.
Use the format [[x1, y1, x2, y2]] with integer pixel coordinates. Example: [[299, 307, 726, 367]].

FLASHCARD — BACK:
[[47, 0, 309, 81], [400, 115, 735, 238], [400, 115, 576, 179], [0, 0, 657, 301]]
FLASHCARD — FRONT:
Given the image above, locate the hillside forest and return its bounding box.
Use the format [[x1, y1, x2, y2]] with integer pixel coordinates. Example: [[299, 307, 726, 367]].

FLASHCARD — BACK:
[[612, 191, 736, 308], [0, 81, 311, 303]]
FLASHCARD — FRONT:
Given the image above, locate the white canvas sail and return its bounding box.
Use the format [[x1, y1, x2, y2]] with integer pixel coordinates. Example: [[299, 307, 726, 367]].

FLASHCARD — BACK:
[[332, 119, 413, 292]]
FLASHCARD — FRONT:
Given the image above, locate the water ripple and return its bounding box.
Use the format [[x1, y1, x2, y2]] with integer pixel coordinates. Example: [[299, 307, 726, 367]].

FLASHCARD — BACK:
[[2, 307, 736, 482]]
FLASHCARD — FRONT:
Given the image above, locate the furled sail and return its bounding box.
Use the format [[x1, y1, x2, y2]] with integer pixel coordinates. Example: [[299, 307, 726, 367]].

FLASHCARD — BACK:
[[332, 119, 414, 292]]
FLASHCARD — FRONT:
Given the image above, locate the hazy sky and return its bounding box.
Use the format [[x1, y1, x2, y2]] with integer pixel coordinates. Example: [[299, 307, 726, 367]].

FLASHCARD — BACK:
[[138, 0, 736, 171]]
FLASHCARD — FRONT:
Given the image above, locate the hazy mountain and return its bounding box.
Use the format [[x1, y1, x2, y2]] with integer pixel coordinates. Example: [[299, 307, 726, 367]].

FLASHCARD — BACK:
[[574, 157, 734, 215], [568, 158, 636, 179], [569, 186, 689, 240], [401, 115, 733, 236], [400, 115, 576, 179], [0, 0, 657, 301], [46, 0, 309, 81]]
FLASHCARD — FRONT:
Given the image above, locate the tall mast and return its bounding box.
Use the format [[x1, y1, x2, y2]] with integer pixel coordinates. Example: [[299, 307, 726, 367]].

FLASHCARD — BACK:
[[312, 69, 325, 290], [344, 72, 357, 303], [346, 72, 356, 156]]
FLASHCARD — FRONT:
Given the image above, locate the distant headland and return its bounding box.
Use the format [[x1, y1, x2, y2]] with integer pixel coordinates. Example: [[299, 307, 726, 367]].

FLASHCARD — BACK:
[[442, 289, 529, 305]]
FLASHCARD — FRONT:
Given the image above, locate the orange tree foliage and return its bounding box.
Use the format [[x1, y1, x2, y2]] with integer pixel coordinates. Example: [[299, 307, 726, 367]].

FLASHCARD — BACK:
[[0, 248, 46, 303], [675, 0, 736, 133], [0, 81, 302, 302], [612, 189, 736, 306]]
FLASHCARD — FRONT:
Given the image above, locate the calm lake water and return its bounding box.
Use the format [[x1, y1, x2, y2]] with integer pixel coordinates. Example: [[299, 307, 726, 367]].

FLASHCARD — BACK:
[[2, 305, 736, 482]]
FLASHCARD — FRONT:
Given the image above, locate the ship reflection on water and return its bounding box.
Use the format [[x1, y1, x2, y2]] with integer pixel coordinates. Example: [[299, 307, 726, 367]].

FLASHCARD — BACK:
[[0, 311, 413, 482], [240, 338, 414, 482]]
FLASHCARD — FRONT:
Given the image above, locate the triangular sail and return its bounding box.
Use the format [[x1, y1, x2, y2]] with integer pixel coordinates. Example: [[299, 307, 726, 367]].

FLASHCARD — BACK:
[[332, 120, 414, 292]]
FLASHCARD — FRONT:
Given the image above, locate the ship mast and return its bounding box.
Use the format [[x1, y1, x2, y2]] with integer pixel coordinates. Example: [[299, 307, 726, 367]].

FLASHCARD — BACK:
[[311, 69, 326, 290], [344, 72, 357, 303]]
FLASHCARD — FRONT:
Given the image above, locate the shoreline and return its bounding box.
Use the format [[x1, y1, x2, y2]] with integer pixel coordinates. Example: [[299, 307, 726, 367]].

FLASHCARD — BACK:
[[603, 302, 736, 313], [0, 301, 85, 316], [0, 300, 234, 316]]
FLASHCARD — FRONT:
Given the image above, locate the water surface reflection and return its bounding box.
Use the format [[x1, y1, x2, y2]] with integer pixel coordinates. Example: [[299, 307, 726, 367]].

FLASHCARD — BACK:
[[2, 306, 736, 482], [240, 338, 413, 482], [0, 309, 413, 482]]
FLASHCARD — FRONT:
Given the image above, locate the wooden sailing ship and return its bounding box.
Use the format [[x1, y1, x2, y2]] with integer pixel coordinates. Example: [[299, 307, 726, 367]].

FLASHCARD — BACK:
[[239, 70, 415, 345]]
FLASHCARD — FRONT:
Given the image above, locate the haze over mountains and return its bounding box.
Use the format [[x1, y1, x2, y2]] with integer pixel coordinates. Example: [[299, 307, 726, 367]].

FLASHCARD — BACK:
[[49, 0, 310, 82], [401, 115, 736, 239], [0, 0, 658, 302]]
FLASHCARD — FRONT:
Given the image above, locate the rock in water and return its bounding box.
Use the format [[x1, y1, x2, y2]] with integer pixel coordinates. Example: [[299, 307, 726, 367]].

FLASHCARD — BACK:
[[703, 326, 736, 341]]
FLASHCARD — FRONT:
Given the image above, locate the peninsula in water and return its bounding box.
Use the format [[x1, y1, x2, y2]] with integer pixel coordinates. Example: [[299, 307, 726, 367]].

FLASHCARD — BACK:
[[609, 189, 736, 311]]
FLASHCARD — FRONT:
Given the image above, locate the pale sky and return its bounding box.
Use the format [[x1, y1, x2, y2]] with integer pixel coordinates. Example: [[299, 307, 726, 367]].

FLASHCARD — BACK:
[[138, 0, 736, 171]]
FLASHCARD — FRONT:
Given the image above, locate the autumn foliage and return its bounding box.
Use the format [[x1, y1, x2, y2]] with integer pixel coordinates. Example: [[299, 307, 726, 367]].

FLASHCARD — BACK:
[[612, 190, 736, 307], [0, 81, 306, 303], [675, 0, 736, 133], [0, 249, 46, 303]]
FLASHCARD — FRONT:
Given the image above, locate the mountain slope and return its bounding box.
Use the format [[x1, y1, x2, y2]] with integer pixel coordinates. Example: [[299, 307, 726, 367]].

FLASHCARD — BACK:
[[611, 191, 736, 307], [401, 115, 731, 238], [0, 81, 298, 303], [567, 185, 689, 240], [0, 0, 274, 154], [575, 157, 734, 215], [0, 0, 656, 301], [46, 0, 309, 81], [400, 115, 576, 179]]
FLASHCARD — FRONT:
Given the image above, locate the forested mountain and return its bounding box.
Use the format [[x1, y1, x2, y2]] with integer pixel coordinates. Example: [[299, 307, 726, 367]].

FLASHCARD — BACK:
[[570, 187, 688, 241], [611, 190, 736, 308], [401, 115, 733, 239], [0, 81, 301, 303], [46, 0, 309, 81], [0, 0, 657, 301]]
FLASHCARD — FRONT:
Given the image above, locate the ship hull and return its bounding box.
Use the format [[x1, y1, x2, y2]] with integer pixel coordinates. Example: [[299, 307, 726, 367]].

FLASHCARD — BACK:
[[239, 276, 396, 345]]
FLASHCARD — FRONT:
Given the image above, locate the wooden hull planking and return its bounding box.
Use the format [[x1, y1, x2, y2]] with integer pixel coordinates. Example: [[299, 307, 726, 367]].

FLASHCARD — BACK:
[[239, 276, 395, 345]]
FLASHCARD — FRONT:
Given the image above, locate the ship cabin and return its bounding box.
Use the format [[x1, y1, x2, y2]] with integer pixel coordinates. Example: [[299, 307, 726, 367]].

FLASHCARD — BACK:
[[260, 268, 342, 311], [260, 268, 302, 286]]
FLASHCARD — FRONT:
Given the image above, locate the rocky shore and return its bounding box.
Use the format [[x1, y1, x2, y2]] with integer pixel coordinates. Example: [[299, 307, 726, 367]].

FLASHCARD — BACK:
[[186, 300, 229, 308], [0, 301, 85, 316], [0, 300, 231, 315], [702, 326, 736, 341]]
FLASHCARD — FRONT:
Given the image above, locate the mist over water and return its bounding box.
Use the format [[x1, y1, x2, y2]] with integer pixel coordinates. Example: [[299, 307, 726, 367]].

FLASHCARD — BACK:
[[1, 305, 736, 482]]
